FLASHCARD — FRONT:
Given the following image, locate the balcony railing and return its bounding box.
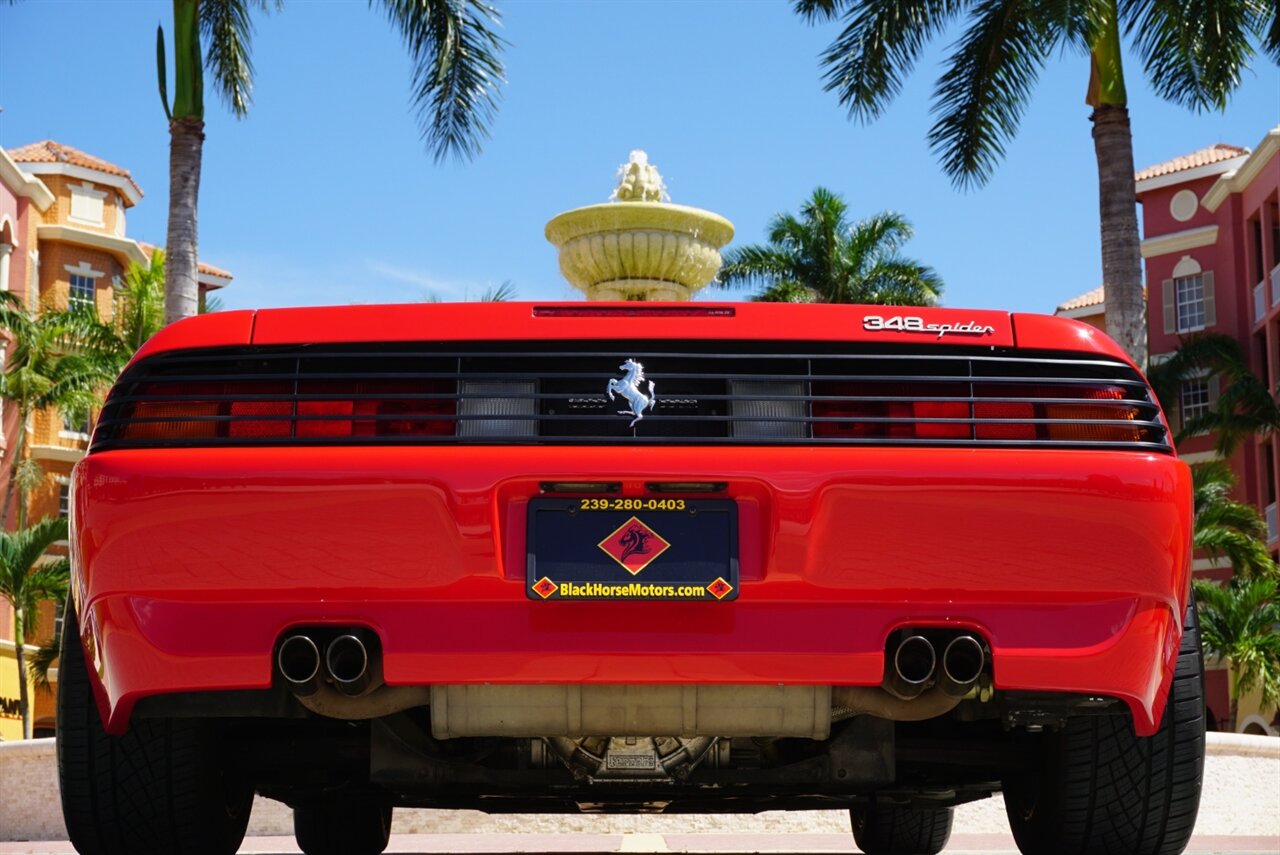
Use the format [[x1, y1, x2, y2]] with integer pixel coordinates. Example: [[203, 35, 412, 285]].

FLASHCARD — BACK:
[[1255, 281, 1267, 324], [1267, 502, 1278, 544], [1272, 264, 1280, 306]]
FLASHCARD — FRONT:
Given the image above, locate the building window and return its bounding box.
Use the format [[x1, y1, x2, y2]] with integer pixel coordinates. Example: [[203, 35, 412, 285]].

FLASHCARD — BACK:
[[1175, 274, 1206, 332], [69, 273, 95, 310], [58, 483, 71, 519], [1181, 379, 1211, 425], [54, 600, 65, 642], [62, 409, 91, 436], [68, 182, 106, 226]]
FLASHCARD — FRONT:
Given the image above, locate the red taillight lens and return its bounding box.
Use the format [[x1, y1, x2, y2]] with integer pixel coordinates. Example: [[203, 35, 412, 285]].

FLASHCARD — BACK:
[[812, 381, 1147, 442], [973, 402, 1036, 439], [813, 383, 969, 439], [973, 383, 1141, 441], [229, 401, 292, 437], [296, 380, 455, 437], [118, 379, 456, 440]]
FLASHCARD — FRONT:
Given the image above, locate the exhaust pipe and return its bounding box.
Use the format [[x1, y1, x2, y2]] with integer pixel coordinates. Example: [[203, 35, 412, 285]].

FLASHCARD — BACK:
[[887, 635, 936, 700], [940, 635, 986, 697], [277, 634, 322, 697], [326, 634, 373, 697]]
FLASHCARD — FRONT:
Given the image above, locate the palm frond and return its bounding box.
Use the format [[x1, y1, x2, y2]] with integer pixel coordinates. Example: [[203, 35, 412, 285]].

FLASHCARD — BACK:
[[117, 252, 167, 353], [1193, 576, 1280, 708], [1264, 0, 1280, 62], [376, 0, 507, 162], [928, 0, 1056, 188], [1123, 0, 1262, 112], [717, 246, 800, 291], [479, 280, 517, 302], [1190, 461, 1278, 578], [752, 281, 817, 303], [857, 256, 944, 305], [814, 0, 963, 122], [200, 0, 277, 117], [27, 630, 60, 693], [844, 211, 915, 263], [0, 518, 69, 612], [794, 0, 848, 23]]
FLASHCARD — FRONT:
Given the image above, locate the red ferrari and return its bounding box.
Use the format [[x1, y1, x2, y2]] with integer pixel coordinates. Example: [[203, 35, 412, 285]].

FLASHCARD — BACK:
[[58, 303, 1202, 855]]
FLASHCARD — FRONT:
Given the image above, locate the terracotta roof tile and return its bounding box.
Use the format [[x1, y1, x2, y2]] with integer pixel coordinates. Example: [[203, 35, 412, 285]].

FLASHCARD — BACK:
[[1135, 143, 1249, 182], [7, 140, 143, 197], [138, 241, 233, 283], [1056, 286, 1106, 313]]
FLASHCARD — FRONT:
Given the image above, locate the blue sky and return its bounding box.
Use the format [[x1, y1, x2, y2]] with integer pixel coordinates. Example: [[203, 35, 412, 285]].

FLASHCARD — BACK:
[[1, 1, 1277, 314]]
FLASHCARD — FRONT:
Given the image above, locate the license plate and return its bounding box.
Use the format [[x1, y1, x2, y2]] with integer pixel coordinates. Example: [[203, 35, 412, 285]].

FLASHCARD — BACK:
[[526, 498, 738, 601]]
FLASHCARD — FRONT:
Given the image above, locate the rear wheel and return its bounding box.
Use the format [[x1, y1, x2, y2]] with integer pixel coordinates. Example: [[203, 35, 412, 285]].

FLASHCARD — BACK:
[[57, 602, 253, 855], [1002, 602, 1205, 855], [294, 793, 393, 855], [850, 803, 953, 855]]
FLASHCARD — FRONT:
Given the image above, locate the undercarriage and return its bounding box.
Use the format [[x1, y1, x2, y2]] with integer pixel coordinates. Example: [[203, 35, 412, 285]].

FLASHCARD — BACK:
[[134, 624, 1126, 814]]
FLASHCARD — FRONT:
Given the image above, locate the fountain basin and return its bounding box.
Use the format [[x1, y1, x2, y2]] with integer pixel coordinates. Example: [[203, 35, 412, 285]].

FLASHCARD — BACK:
[[545, 201, 735, 301]]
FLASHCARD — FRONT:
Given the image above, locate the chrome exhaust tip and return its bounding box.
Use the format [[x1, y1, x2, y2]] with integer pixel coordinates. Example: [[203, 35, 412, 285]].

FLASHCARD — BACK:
[[326, 634, 371, 697], [888, 635, 936, 699], [277, 634, 322, 697], [940, 635, 986, 697]]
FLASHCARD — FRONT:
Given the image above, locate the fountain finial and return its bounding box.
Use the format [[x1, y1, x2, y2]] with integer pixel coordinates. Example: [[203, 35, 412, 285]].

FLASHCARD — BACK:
[[610, 150, 669, 203]]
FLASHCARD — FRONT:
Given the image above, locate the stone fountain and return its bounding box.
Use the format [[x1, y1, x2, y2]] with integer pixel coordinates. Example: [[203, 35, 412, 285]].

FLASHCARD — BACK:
[[545, 151, 735, 301]]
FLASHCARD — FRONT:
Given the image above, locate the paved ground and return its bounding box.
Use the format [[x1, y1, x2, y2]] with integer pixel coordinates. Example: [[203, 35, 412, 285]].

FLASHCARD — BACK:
[[2, 833, 1279, 854]]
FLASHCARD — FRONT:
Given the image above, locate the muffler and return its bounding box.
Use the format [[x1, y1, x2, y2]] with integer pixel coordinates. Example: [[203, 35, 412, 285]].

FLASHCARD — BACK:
[[277, 634, 322, 697], [886, 635, 936, 700], [326, 634, 375, 697], [939, 635, 986, 697]]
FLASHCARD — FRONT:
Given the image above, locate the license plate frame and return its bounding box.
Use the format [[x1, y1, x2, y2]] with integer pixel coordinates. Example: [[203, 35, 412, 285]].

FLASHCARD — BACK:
[[526, 498, 739, 601]]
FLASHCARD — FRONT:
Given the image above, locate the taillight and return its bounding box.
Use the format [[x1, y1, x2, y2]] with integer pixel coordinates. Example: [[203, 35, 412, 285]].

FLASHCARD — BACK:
[[117, 379, 457, 441], [813, 381, 1146, 442], [813, 383, 969, 439]]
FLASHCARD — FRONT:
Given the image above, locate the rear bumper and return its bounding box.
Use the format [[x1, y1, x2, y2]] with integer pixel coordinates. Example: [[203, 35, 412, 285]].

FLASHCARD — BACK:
[[72, 447, 1191, 736]]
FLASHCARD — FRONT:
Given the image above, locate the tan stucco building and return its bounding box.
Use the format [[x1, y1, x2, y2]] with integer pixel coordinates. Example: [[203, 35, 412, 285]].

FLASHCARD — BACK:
[[0, 141, 231, 739]]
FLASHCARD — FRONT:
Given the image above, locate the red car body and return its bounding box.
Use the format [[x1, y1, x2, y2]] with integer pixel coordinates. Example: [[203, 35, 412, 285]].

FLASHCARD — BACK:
[[72, 302, 1190, 739]]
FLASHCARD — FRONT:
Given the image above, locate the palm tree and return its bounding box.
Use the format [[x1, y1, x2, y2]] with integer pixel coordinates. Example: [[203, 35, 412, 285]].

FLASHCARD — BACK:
[[1193, 460, 1278, 580], [0, 293, 119, 528], [0, 517, 69, 739], [1194, 576, 1280, 731], [717, 188, 942, 305], [114, 251, 167, 357], [157, 0, 507, 324], [795, 0, 1278, 366], [1145, 332, 1280, 455]]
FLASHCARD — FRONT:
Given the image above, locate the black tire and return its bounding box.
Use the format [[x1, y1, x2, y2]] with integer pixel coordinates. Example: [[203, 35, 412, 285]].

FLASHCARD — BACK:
[[57, 602, 253, 855], [850, 802, 953, 855], [1002, 602, 1205, 855], [294, 794, 393, 855]]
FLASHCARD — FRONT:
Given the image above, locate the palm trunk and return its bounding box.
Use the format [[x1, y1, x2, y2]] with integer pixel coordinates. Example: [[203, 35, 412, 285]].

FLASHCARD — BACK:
[[13, 604, 30, 739], [164, 117, 205, 325], [1087, 3, 1145, 368], [0, 406, 29, 530], [1228, 692, 1239, 733], [1091, 104, 1146, 368]]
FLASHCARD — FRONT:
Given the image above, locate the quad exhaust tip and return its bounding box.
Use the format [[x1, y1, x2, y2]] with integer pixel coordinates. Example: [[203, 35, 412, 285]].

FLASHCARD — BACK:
[[326, 634, 372, 697], [277, 634, 322, 697], [888, 635, 936, 700], [940, 635, 986, 697]]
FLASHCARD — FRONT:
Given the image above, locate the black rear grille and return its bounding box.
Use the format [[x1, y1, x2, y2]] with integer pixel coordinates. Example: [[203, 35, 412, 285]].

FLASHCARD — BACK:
[[91, 342, 1170, 452]]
